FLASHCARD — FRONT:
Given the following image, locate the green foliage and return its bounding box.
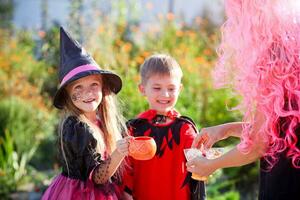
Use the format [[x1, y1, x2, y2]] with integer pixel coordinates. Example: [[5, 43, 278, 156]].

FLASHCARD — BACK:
[[0, 0, 14, 29], [119, 71, 148, 119], [0, 97, 55, 154], [0, 130, 37, 198], [38, 26, 60, 96], [207, 191, 240, 200], [0, 130, 16, 198], [0, 30, 58, 196]]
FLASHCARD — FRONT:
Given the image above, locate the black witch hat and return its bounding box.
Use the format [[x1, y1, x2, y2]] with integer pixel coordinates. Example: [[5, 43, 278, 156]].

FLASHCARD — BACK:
[[53, 27, 122, 109]]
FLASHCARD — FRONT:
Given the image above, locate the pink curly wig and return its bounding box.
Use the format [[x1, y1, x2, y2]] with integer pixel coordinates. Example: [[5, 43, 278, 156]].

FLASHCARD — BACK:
[[214, 0, 300, 168]]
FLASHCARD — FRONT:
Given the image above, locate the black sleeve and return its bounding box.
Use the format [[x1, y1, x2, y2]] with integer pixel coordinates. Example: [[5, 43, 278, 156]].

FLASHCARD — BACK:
[[61, 116, 101, 180], [190, 177, 206, 200]]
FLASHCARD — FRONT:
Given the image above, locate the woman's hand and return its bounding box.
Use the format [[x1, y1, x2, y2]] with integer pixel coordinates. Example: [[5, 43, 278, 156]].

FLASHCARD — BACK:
[[192, 125, 226, 149], [186, 156, 217, 178], [192, 122, 245, 149]]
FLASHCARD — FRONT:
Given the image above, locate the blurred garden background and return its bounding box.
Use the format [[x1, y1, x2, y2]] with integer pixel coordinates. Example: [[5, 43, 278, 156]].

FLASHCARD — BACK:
[[0, 0, 259, 199]]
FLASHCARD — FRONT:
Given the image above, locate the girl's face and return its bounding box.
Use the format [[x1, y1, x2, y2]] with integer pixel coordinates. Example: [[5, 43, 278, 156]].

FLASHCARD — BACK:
[[139, 74, 182, 115], [66, 74, 102, 115]]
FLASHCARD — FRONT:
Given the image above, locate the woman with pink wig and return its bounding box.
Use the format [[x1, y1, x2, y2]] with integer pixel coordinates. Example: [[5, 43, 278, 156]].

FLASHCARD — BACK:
[[186, 0, 300, 199]]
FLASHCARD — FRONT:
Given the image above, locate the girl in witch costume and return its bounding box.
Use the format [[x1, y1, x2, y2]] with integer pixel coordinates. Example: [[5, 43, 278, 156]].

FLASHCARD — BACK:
[[42, 27, 130, 200], [186, 0, 300, 199], [122, 54, 205, 200]]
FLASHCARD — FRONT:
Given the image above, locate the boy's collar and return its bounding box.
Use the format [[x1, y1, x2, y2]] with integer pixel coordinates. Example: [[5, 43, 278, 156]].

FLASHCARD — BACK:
[[137, 109, 180, 121]]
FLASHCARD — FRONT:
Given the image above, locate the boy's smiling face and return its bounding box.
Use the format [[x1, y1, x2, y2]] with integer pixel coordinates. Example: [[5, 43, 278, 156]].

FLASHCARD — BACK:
[[139, 73, 182, 115]]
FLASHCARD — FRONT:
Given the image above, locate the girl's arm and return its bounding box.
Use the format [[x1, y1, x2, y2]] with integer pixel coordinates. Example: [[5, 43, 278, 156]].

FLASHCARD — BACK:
[[92, 137, 129, 184]]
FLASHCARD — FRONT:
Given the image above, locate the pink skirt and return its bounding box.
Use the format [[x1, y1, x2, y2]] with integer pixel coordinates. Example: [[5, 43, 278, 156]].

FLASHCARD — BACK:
[[42, 174, 120, 200]]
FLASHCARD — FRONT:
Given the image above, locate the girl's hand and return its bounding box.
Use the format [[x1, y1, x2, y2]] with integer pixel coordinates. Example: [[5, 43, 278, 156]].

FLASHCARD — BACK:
[[186, 156, 216, 178], [116, 137, 131, 156], [192, 125, 226, 149]]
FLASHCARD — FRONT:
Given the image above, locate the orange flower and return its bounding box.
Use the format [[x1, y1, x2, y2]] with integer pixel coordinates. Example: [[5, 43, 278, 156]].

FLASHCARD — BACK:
[[203, 49, 212, 56], [166, 12, 175, 21], [115, 39, 123, 47], [188, 31, 196, 39], [123, 43, 132, 52], [133, 74, 140, 82], [97, 26, 105, 34], [176, 30, 183, 37], [142, 51, 150, 57], [136, 56, 144, 64], [11, 54, 21, 62], [38, 30, 46, 38], [195, 56, 205, 64]]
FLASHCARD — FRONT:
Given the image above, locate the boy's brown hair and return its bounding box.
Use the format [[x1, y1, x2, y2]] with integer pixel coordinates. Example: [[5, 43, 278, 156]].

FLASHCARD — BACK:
[[140, 54, 183, 85]]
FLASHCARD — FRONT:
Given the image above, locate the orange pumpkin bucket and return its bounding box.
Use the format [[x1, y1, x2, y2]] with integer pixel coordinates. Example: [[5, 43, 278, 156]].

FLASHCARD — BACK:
[[129, 136, 157, 160]]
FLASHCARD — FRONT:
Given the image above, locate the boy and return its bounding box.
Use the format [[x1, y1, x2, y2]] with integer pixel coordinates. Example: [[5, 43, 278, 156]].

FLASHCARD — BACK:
[[123, 54, 205, 200]]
